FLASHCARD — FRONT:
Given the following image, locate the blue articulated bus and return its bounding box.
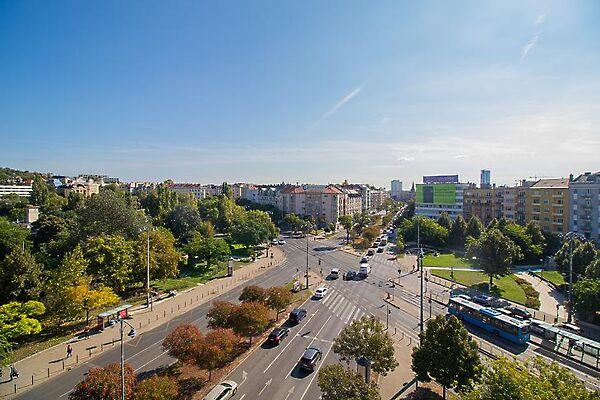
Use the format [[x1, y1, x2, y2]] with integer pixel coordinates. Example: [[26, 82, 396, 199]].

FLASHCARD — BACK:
[[448, 296, 530, 345]]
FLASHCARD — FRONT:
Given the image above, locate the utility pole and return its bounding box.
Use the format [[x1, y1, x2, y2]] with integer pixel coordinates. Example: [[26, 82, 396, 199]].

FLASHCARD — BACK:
[[418, 221, 424, 335], [568, 238, 574, 323], [306, 233, 309, 289], [120, 319, 126, 400], [147, 226, 151, 311], [386, 303, 390, 330]]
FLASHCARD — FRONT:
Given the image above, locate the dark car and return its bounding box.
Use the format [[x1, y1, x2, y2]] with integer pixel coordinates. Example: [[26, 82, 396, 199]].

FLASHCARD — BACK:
[[377, 247, 384, 253], [472, 294, 494, 306], [367, 249, 375, 256], [505, 306, 532, 320], [298, 347, 322, 371], [345, 270, 357, 281], [289, 308, 307, 325], [268, 327, 289, 344]]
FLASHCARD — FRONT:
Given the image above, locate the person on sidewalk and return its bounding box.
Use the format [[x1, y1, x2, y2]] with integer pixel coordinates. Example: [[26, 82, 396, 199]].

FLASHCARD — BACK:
[[66, 344, 73, 358], [9, 365, 18, 381]]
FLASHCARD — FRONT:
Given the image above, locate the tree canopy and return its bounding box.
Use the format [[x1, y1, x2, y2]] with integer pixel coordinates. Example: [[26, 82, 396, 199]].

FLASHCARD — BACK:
[[318, 364, 381, 400], [466, 228, 521, 288]]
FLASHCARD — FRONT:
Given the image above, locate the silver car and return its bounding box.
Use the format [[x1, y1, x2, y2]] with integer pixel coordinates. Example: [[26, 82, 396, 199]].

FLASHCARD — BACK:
[[203, 380, 238, 400]]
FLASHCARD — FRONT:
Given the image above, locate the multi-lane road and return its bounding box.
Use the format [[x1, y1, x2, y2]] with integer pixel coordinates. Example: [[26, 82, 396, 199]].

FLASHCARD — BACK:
[[15, 232, 600, 399]]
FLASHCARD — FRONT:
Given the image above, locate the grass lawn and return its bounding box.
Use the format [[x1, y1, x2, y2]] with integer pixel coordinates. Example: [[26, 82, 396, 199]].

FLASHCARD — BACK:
[[430, 269, 527, 305], [152, 260, 244, 292], [423, 253, 474, 268], [534, 270, 566, 286]]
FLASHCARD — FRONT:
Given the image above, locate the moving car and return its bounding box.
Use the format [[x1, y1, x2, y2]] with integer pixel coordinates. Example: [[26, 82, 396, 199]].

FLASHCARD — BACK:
[[289, 308, 307, 324], [272, 239, 279, 245], [298, 347, 322, 371], [313, 287, 328, 299], [345, 270, 357, 280], [358, 264, 370, 277], [377, 247, 384, 253], [329, 268, 340, 279], [268, 327, 290, 345], [203, 380, 238, 400], [367, 249, 375, 256], [278, 240, 286, 245], [360, 256, 369, 264]]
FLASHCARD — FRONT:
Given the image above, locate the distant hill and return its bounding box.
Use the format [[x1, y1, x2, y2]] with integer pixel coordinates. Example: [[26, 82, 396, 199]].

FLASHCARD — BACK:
[[0, 167, 49, 185]]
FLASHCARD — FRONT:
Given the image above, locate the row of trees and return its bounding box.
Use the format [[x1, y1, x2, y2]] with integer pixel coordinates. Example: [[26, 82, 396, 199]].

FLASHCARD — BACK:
[[0, 176, 278, 364], [412, 315, 598, 400]]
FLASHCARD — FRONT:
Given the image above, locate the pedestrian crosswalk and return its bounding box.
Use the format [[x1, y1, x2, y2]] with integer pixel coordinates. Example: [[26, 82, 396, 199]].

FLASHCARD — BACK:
[[321, 288, 366, 324]]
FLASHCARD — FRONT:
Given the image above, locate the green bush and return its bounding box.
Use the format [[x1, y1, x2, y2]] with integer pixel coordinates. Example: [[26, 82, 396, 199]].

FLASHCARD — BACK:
[[513, 276, 540, 309]]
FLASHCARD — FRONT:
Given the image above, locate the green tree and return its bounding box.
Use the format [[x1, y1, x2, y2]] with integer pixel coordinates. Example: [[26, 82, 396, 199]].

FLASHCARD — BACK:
[[83, 234, 136, 293], [466, 228, 521, 290], [318, 364, 381, 400], [221, 182, 233, 199], [400, 216, 448, 247], [362, 226, 380, 242], [412, 315, 481, 399], [462, 356, 598, 400], [77, 189, 145, 240], [231, 218, 269, 250], [70, 363, 136, 400], [0, 194, 28, 222], [500, 223, 542, 263], [396, 237, 405, 253], [585, 258, 600, 280], [352, 212, 371, 235], [555, 240, 597, 279], [333, 316, 398, 375], [572, 278, 600, 321], [31, 214, 69, 248], [65, 191, 86, 211], [186, 235, 231, 268], [466, 216, 484, 240], [0, 300, 45, 365], [30, 175, 50, 207], [437, 212, 452, 230], [135, 228, 180, 281], [0, 217, 29, 260], [283, 213, 303, 232], [164, 204, 202, 244], [0, 248, 43, 303], [449, 215, 468, 247]]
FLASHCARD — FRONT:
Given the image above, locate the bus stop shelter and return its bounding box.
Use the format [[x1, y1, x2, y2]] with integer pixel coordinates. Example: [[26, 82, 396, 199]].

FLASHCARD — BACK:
[[96, 304, 132, 331]]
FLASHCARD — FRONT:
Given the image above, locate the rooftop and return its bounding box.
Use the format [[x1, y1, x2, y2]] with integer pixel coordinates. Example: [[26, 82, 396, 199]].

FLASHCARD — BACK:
[[531, 178, 570, 189]]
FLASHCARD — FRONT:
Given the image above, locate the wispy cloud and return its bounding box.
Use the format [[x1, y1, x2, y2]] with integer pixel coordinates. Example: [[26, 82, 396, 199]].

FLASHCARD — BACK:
[[453, 154, 469, 159], [310, 85, 365, 128], [521, 14, 545, 60]]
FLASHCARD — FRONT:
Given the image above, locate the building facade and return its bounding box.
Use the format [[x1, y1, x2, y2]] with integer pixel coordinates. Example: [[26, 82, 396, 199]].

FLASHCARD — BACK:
[[480, 169, 491, 188], [391, 180, 403, 200], [279, 185, 347, 226], [370, 189, 389, 210], [525, 178, 570, 235], [0, 185, 33, 197], [569, 172, 600, 243], [463, 186, 503, 226], [416, 182, 471, 220], [168, 183, 208, 199]]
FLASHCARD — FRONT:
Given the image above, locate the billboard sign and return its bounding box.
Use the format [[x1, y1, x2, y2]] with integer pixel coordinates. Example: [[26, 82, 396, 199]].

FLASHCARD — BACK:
[[423, 175, 459, 184], [416, 184, 457, 205]]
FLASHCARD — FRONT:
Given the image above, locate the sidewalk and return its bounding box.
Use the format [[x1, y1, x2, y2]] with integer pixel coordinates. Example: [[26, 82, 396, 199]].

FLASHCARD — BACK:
[[0, 248, 286, 399], [515, 272, 566, 320]]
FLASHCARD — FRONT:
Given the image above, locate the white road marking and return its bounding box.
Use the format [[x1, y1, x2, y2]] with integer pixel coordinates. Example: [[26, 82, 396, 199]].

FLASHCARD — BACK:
[[258, 378, 272, 395], [284, 315, 332, 380], [134, 349, 168, 372], [298, 343, 335, 400], [262, 310, 320, 373]]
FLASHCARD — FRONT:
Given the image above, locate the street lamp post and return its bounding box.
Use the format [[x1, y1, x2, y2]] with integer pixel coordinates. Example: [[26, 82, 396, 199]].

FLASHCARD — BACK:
[[306, 231, 310, 290], [418, 221, 424, 335], [146, 226, 152, 311], [119, 317, 137, 400], [565, 232, 584, 323]]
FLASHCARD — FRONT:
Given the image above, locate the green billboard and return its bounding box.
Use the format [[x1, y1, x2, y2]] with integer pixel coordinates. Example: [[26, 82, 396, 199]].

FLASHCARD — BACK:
[[416, 184, 456, 205]]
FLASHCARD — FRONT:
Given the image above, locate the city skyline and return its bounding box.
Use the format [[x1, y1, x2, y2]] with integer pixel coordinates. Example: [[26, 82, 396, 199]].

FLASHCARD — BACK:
[[1, 1, 599, 188]]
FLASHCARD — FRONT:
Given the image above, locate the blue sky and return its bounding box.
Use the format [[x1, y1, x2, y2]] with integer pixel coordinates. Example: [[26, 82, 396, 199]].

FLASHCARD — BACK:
[[1, 1, 599, 188]]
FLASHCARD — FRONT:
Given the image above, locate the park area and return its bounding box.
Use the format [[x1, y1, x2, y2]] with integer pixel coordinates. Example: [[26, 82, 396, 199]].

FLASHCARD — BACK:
[[430, 269, 533, 306], [423, 252, 474, 268], [534, 270, 567, 287]]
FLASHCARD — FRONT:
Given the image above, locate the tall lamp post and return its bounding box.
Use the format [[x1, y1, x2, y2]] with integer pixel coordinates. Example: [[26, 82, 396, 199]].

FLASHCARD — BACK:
[[119, 317, 137, 400], [417, 220, 424, 335], [565, 231, 584, 323]]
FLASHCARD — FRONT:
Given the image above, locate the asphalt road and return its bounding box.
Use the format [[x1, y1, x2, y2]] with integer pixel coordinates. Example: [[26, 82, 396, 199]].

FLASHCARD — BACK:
[[15, 231, 600, 399]]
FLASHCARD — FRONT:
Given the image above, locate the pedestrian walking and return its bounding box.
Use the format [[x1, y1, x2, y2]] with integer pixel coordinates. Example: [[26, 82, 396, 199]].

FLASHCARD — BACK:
[[9, 365, 18, 381], [66, 344, 73, 358]]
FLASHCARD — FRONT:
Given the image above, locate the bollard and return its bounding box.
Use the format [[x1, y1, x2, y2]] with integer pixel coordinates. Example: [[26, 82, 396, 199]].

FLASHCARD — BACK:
[[196, 295, 199, 301], [31, 375, 34, 385], [148, 318, 150, 324], [101, 343, 103, 351], [178, 304, 180, 310], [171, 307, 173, 313], [185, 300, 187, 307], [47, 368, 50, 377], [62, 360, 65, 370], [156, 315, 158, 321], [14, 384, 16, 393], [394, 327, 397, 335], [164, 310, 166, 317], [76, 354, 79, 363], [202, 293, 204, 299], [139, 322, 142, 329], [88, 349, 92, 357], [409, 337, 412, 346]]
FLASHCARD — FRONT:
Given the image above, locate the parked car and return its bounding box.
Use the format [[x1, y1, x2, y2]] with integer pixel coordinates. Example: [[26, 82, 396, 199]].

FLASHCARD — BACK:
[[298, 347, 322, 371], [345, 270, 357, 281], [472, 294, 494, 306], [203, 380, 238, 400], [289, 308, 307, 324], [268, 327, 290, 345], [505, 306, 532, 320], [313, 287, 328, 299]]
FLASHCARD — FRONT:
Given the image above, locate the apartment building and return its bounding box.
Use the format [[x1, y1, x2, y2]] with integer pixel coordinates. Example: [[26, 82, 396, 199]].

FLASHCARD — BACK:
[[58, 179, 100, 197], [340, 187, 363, 216], [570, 172, 600, 243], [391, 180, 403, 200], [0, 184, 33, 197], [370, 189, 390, 210], [463, 187, 503, 226], [525, 178, 570, 235], [339, 183, 371, 212], [168, 183, 208, 199], [279, 185, 346, 226]]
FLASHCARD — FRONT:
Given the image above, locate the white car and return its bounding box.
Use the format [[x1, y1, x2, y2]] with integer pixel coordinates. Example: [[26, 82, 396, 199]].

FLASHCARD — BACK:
[[203, 380, 238, 400], [314, 287, 328, 299], [278, 240, 286, 245]]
